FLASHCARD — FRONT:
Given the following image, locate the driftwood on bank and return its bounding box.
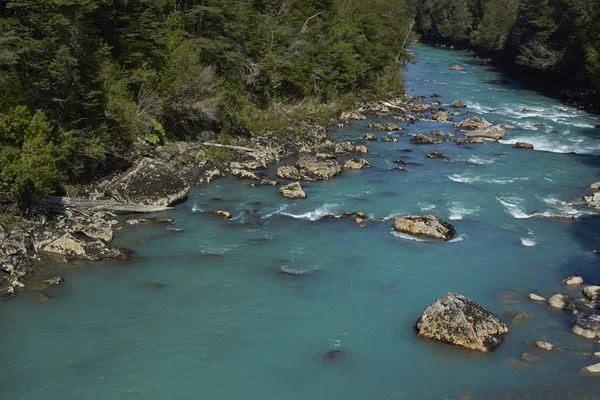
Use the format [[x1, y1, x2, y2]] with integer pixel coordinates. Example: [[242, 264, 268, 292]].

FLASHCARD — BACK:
[[41, 196, 171, 215], [201, 142, 255, 152]]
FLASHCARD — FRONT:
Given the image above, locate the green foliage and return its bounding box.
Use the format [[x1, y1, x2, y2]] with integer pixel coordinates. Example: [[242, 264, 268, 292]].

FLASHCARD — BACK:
[[412, 0, 600, 92], [0, 107, 65, 200], [0, 0, 413, 201]]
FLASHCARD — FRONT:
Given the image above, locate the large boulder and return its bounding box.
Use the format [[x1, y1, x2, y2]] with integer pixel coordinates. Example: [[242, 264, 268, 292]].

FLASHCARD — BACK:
[[344, 159, 371, 170], [108, 157, 190, 207], [572, 314, 600, 339], [43, 233, 131, 262], [548, 294, 575, 310], [415, 293, 509, 352], [296, 156, 342, 181], [0, 229, 38, 278], [335, 142, 368, 155], [465, 125, 505, 140], [279, 182, 307, 199], [410, 134, 443, 145], [277, 165, 302, 180], [231, 168, 260, 180], [455, 116, 491, 130], [584, 286, 600, 300], [393, 215, 456, 241]]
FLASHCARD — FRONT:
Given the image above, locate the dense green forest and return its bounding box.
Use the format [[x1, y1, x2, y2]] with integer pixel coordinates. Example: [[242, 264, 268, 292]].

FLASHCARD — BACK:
[[0, 0, 412, 201], [410, 0, 600, 97]]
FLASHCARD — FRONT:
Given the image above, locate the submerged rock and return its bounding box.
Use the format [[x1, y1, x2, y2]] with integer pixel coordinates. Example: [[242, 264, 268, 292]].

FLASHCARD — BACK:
[[43, 276, 64, 287], [572, 314, 600, 339], [108, 157, 190, 207], [382, 136, 398, 142], [37, 292, 53, 302], [547, 294, 575, 310], [279, 182, 307, 199], [0, 286, 16, 299], [393, 215, 455, 241], [259, 178, 279, 186], [535, 341, 555, 351], [415, 293, 509, 352], [324, 350, 344, 364], [450, 65, 464, 71], [410, 134, 443, 145], [43, 233, 131, 262]]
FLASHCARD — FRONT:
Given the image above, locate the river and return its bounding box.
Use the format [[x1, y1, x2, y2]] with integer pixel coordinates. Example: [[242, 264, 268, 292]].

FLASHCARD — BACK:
[[2, 45, 600, 399]]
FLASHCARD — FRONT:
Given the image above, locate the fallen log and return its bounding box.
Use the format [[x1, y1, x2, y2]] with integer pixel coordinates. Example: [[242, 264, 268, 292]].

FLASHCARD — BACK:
[[201, 142, 255, 152], [41, 196, 171, 215]]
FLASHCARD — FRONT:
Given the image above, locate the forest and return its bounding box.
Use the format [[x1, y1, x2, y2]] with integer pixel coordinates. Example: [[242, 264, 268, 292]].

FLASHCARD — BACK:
[[411, 0, 600, 99], [0, 0, 412, 201], [1, 0, 599, 202]]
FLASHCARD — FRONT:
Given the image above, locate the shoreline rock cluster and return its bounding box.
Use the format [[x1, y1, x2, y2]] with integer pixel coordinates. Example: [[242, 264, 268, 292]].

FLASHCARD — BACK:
[[528, 276, 600, 373]]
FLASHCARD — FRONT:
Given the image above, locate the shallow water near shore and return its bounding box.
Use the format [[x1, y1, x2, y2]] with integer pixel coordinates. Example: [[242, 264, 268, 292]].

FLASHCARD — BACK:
[[2, 45, 600, 399]]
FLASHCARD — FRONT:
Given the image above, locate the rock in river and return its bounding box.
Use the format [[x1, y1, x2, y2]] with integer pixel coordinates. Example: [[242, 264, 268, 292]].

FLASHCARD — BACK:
[[296, 156, 342, 181], [43, 233, 131, 262], [410, 134, 443, 145], [364, 133, 377, 141], [513, 142, 534, 149], [584, 285, 600, 300], [393, 215, 456, 241], [450, 65, 464, 71], [415, 293, 509, 352], [450, 100, 466, 108], [547, 294, 575, 310], [279, 182, 306, 199], [108, 157, 190, 207], [344, 159, 371, 170], [465, 125, 505, 140], [572, 314, 600, 339], [455, 116, 491, 130]]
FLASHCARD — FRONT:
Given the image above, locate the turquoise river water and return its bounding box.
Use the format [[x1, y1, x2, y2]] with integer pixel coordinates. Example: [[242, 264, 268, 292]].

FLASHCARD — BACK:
[[2, 45, 600, 399]]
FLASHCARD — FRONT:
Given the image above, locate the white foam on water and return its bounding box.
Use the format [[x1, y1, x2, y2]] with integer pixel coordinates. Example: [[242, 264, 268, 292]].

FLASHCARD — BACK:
[[448, 174, 528, 185], [448, 174, 476, 183], [420, 204, 437, 211], [390, 231, 429, 242], [497, 197, 530, 219], [449, 206, 479, 220], [279, 203, 339, 221], [520, 237, 537, 247], [499, 136, 594, 154], [191, 205, 203, 213], [449, 234, 467, 243], [467, 156, 495, 165]]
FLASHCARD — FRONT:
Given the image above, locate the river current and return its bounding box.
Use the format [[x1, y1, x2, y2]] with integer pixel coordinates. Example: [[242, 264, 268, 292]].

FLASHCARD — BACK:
[[2, 45, 600, 399]]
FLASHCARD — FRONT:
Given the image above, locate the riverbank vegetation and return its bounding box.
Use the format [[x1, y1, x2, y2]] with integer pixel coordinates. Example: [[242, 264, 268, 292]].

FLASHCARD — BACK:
[[410, 0, 600, 107], [0, 0, 413, 201]]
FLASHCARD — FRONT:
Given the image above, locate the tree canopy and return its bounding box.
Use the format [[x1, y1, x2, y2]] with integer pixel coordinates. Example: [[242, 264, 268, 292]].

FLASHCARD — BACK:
[[0, 0, 413, 201]]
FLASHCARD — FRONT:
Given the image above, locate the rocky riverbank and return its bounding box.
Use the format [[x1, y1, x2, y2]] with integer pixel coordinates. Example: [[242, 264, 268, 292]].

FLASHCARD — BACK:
[[1, 89, 597, 300]]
